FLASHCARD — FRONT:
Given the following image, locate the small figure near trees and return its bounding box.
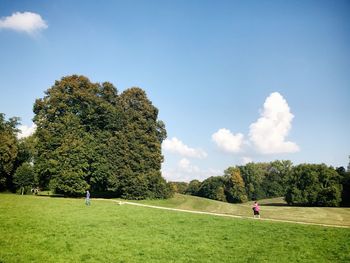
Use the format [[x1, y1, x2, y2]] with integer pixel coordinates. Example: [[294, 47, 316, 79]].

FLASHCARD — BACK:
[[85, 190, 91, 206], [252, 201, 260, 218]]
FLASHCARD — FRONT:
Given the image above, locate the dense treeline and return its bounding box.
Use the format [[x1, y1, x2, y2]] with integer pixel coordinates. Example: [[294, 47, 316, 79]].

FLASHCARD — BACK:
[[1, 75, 349, 206], [0, 114, 35, 193], [0, 75, 171, 199], [172, 160, 350, 207]]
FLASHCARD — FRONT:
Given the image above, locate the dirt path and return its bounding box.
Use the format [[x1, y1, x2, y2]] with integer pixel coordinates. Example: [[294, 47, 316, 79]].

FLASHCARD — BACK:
[[94, 199, 350, 229]]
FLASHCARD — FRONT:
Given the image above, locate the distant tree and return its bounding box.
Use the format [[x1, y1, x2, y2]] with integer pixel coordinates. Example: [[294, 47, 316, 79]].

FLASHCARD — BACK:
[[224, 167, 247, 203], [347, 156, 350, 173], [285, 164, 342, 206], [238, 163, 269, 200], [262, 160, 293, 197], [197, 176, 226, 202], [13, 162, 35, 195], [0, 113, 20, 191], [336, 166, 350, 206], [186, 180, 201, 196], [169, 182, 188, 194]]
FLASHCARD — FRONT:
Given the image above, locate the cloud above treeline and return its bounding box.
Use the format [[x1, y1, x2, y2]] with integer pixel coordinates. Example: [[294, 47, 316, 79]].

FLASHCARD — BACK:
[[162, 158, 222, 182], [0, 11, 48, 35], [162, 137, 207, 159], [212, 92, 299, 155], [17, 124, 36, 139], [211, 128, 244, 153], [249, 92, 299, 154]]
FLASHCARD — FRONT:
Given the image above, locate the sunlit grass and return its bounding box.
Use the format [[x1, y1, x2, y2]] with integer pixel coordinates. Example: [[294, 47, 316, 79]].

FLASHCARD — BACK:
[[0, 193, 349, 263], [136, 194, 350, 226]]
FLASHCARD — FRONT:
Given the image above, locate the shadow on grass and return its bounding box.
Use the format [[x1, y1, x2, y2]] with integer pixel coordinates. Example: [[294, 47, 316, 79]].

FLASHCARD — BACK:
[[260, 203, 288, 207]]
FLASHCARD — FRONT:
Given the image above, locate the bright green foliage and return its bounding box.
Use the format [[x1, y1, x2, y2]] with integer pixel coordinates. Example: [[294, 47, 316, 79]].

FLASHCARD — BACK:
[[224, 168, 248, 203], [169, 181, 188, 194], [13, 162, 35, 194], [0, 113, 20, 191], [33, 75, 168, 198], [285, 164, 342, 206]]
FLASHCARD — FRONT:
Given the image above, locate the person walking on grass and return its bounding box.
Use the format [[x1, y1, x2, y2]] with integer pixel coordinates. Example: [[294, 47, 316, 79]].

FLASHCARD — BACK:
[[85, 190, 91, 206], [252, 201, 260, 218]]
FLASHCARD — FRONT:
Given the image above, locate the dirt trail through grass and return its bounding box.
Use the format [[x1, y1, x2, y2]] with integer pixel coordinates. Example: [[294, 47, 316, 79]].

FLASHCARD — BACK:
[[94, 199, 350, 229]]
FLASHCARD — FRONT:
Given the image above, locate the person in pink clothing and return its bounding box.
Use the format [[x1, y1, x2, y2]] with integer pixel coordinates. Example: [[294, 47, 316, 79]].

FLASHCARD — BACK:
[[252, 201, 260, 218]]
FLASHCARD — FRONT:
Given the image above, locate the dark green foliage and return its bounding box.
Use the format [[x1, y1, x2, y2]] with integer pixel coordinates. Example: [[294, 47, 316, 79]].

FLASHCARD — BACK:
[[336, 166, 350, 206], [197, 176, 226, 202], [13, 162, 35, 194], [33, 75, 168, 198], [186, 180, 201, 196], [285, 164, 342, 206], [237, 162, 269, 200], [262, 160, 292, 197], [186, 160, 346, 207], [0, 113, 20, 191]]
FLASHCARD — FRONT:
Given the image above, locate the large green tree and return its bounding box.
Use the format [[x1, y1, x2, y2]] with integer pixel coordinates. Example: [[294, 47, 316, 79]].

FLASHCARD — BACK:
[[33, 75, 169, 198], [108, 88, 169, 199], [285, 164, 342, 206], [0, 114, 20, 191]]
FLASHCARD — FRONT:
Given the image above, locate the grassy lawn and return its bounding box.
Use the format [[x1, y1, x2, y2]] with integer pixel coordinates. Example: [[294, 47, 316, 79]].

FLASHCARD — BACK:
[[1, 194, 350, 263], [136, 194, 350, 227]]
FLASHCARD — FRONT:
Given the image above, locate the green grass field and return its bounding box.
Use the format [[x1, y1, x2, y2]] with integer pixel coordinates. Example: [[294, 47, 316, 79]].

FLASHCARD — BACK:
[[1, 193, 350, 263], [137, 194, 350, 227]]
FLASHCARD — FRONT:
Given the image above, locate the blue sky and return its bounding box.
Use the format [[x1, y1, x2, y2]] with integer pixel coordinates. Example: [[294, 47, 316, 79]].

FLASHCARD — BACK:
[[1, 0, 349, 181]]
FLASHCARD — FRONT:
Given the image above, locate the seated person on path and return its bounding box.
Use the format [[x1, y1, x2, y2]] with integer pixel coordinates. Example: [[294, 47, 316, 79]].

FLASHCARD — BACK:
[[252, 201, 260, 218]]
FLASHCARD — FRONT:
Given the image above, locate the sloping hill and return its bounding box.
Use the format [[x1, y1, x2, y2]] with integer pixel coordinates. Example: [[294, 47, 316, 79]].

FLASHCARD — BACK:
[[137, 194, 350, 227]]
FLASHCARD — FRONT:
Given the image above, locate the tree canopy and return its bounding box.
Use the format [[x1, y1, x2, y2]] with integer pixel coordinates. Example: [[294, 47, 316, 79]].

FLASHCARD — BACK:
[[33, 75, 170, 198], [0, 114, 20, 191], [285, 164, 342, 206]]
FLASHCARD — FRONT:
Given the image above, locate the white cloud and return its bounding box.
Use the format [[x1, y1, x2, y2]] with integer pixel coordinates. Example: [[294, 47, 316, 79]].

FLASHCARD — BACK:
[[178, 158, 200, 173], [0, 12, 48, 34], [241, 157, 253, 165], [162, 137, 207, 159], [212, 128, 244, 153], [17, 124, 36, 139], [162, 158, 221, 182], [249, 92, 299, 154]]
